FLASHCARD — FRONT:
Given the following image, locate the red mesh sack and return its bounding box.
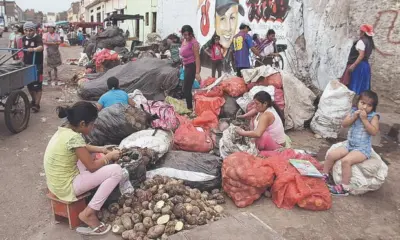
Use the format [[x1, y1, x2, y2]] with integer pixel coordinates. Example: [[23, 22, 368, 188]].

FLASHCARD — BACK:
[[221, 77, 247, 97], [195, 86, 224, 98], [266, 149, 331, 211], [194, 95, 225, 116], [264, 73, 283, 89], [222, 152, 275, 208], [173, 115, 214, 153], [192, 110, 218, 130], [246, 73, 283, 90], [200, 77, 217, 88], [274, 89, 285, 111]]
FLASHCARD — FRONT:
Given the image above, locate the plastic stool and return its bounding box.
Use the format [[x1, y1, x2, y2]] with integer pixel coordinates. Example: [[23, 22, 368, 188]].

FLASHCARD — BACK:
[[46, 192, 91, 229]]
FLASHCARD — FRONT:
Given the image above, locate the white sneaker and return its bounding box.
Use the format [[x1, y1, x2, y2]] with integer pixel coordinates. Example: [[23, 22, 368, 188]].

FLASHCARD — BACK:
[[51, 82, 56, 87], [42, 81, 49, 86]]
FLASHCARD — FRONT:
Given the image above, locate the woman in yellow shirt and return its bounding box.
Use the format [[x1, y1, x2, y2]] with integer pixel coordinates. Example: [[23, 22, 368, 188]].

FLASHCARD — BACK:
[[44, 101, 122, 236]]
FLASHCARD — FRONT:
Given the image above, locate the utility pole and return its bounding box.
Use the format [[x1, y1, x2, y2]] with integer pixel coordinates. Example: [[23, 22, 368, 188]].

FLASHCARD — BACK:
[[2, 0, 6, 15]]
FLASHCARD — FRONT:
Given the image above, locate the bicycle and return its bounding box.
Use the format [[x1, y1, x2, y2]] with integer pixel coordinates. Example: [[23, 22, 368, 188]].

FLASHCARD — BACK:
[[253, 43, 287, 70]]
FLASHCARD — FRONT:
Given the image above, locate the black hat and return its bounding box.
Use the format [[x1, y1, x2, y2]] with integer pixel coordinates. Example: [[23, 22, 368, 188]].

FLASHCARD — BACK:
[[215, 0, 245, 16], [239, 23, 252, 31]]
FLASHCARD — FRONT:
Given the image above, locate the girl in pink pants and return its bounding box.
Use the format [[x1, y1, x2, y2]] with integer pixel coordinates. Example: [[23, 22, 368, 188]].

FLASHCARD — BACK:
[[236, 91, 286, 151], [44, 101, 122, 236]]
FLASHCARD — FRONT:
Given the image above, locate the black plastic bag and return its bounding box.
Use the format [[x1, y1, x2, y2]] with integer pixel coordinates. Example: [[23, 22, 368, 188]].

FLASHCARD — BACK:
[[85, 104, 150, 146], [220, 95, 240, 119], [147, 151, 223, 192]]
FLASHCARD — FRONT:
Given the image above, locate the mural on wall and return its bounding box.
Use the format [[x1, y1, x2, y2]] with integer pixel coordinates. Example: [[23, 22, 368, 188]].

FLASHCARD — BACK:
[[196, 0, 290, 70]]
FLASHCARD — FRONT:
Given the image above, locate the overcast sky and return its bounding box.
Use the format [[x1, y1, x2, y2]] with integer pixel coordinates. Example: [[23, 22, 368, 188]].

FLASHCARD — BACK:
[[15, 0, 76, 13]]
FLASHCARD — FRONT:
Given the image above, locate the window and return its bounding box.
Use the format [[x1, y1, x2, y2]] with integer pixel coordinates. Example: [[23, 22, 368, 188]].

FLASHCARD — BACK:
[[145, 12, 149, 26], [96, 12, 101, 22], [152, 12, 157, 33], [120, 9, 124, 23], [90, 15, 94, 22]]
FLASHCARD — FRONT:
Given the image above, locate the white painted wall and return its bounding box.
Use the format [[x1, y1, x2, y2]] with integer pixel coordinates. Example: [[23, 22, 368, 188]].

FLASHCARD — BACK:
[[157, 0, 197, 38]]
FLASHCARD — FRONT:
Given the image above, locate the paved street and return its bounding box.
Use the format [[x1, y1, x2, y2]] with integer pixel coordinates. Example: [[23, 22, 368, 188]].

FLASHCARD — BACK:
[[0, 31, 399, 240]]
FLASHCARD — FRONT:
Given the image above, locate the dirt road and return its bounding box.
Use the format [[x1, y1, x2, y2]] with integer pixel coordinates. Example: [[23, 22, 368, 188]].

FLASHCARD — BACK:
[[0, 33, 399, 240]]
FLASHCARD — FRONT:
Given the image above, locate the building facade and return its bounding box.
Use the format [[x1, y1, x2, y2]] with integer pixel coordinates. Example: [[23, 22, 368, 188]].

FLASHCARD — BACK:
[[68, 2, 80, 22], [126, 0, 157, 41], [46, 12, 56, 23], [0, 1, 25, 23]]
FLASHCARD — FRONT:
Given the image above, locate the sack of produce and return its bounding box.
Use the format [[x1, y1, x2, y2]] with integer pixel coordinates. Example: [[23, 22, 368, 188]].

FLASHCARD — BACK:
[[328, 141, 388, 195], [220, 95, 240, 119], [220, 77, 247, 97], [219, 124, 258, 159], [222, 152, 275, 208], [266, 149, 331, 211], [200, 77, 217, 88], [86, 104, 150, 146], [311, 80, 354, 138], [194, 86, 224, 98], [78, 58, 179, 101], [174, 115, 214, 153], [147, 151, 223, 192], [119, 129, 173, 158], [194, 95, 225, 117], [141, 101, 179, 131], [192, 110, 218, 130]]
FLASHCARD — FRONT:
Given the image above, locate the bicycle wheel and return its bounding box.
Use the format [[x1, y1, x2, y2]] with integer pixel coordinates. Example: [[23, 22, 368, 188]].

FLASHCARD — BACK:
[[273, 54, 284, 70]]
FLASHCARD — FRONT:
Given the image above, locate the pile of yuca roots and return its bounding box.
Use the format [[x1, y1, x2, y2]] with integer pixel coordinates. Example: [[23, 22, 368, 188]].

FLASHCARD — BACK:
[[98, 175, 226, 240]]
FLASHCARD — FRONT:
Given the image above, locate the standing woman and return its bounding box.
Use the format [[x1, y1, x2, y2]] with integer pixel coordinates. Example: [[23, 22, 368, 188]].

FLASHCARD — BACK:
[[179, 25, 202, 110], [43, 23, 63, 86], [340, 24, 375, 95]]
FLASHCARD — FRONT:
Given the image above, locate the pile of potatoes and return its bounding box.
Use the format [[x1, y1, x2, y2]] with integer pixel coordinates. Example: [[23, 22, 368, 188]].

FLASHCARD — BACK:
[[98, 175, 226, 240]]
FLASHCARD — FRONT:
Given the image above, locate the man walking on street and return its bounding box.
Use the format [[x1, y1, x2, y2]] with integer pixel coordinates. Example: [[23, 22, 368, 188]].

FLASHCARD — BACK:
[[232, 23, 259, 77]]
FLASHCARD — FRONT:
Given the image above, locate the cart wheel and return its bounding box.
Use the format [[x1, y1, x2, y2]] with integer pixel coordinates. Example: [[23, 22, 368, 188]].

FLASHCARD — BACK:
[[273, 54, 284, 70], [4, 90, 30, 133]]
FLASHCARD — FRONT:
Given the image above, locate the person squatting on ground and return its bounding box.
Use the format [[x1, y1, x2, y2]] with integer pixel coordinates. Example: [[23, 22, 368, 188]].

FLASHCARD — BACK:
[[43, 23, 63, 86], [205, 35, 224, 78], [23, 21, 44, 113], [323, 90, 380, 196], [236, 91, 286, 151], [96, 77, 136, 111], [44, 101, 123, 236], [179, 25, 202, 110], [340, 24, 375, 95], [232, 23, 260, 77]]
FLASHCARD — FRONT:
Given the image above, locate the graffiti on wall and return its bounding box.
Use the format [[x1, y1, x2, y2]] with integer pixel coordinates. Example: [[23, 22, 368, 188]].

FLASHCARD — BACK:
[[373, 10, 399, 57], [246, 0, 290, 23], [196, 0, 290, 69]]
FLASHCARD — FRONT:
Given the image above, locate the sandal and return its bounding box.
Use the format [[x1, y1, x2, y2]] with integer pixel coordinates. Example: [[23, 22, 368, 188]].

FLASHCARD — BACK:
[[329, 184, 349, 196], [76, 222, 111, 236], [32, 104, 40, 113]]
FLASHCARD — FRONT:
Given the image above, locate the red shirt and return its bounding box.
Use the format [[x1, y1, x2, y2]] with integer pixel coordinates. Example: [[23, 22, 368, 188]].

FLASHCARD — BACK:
[[211, 44, 223, 61]]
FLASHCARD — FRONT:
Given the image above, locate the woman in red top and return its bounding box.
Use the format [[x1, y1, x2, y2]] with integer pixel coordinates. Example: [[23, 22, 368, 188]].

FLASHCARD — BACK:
[[205, 35, 224, 78]]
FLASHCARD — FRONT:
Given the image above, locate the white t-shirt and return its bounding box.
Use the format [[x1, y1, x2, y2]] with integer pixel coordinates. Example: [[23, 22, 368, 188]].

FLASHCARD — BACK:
[[59, 28, 65, 38], [355, 40, 365, 51], [260, 44, 275, 57]]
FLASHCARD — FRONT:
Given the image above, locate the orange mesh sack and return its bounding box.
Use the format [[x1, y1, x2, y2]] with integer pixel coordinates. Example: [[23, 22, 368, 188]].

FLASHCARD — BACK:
[[267, 149, 331, 211], [195, 86, 224, 98], [173, 115, 214, 153], [200, 77, 217, 88], [192, 110, 218, 130], [264, 73, 283, 89], [194, 95, 225, 116], [222, 152, 275, 208], [221, 77, 247, 97]]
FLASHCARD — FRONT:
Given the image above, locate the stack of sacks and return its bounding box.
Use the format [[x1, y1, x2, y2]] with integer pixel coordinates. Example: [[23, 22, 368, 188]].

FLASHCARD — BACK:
[[222, 152, 275, 208]]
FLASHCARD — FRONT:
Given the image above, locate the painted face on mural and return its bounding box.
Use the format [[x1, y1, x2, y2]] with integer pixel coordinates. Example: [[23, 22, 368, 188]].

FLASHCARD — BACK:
[[215, 5, 239, 49]]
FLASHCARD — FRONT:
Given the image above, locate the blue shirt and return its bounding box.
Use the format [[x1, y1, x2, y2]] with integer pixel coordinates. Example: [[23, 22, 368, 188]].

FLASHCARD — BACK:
[[347, 108, 379, 158], [98, 89, 129, 108], [232, 31, 254, 68]]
